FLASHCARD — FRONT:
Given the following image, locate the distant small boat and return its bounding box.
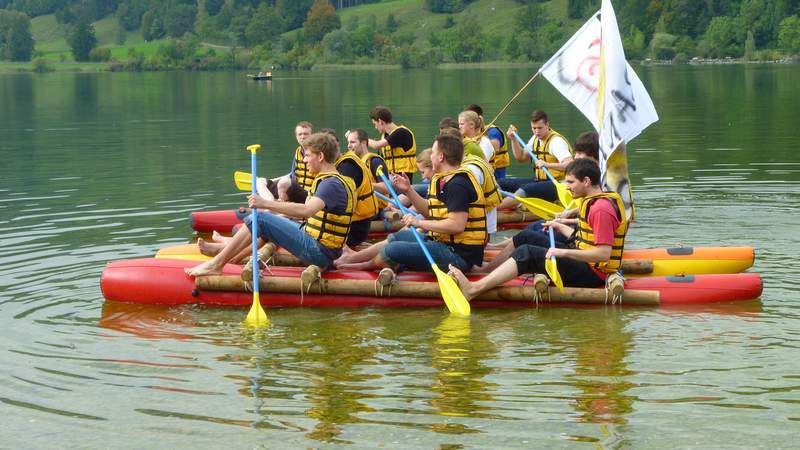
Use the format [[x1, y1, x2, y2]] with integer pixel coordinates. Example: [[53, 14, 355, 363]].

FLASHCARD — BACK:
[[247, 71, 272, 81]]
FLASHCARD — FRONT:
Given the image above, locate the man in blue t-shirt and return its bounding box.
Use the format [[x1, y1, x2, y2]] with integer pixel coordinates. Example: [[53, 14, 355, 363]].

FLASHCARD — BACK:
[[186, 133, 355, 276]]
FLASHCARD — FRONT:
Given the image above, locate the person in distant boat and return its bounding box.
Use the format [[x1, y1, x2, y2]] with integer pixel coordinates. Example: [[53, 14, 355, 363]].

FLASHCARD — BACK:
[[448, 158, 628, 298], [335, 132, 487, 273], [368, 106, 417, 183], [186, 133, 356, 275], [497, 110, 574, 208], [465, 104, 510, 179]]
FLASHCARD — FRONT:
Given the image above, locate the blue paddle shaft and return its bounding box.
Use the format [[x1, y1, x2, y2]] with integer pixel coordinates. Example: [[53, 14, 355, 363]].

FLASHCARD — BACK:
[[250, 151, 259, 294], [511, 131, 559, 185], [548, 226, 557, 263], [375, 190, 423, 219], [377, 170, 437, 266]]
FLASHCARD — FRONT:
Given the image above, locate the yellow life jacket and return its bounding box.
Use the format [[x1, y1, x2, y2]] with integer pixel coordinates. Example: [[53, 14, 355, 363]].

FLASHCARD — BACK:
[[531, 128, 573, 181], [427, 168, 487, 246], [380, 125, 417, 174], [361, 152, 388, 209], [462, 154, 502, 210], [574, 192, 628, 274], [303, 173, 356, 250], [292, 145, 316, 191], [336, 151, 378, 221], [486, 125, 510, 170]]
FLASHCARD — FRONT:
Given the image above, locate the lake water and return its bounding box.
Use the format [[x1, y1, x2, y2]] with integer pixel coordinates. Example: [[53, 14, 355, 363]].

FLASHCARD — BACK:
[[1, 66, 798, 448]]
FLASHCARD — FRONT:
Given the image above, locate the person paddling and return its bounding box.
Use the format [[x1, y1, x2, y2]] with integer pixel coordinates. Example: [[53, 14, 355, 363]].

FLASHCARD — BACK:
[[465, 104, 510, 179], [449, 158, 628, 298], [186, 133, 356, 276], [335, 132, 487, 273], [498, 110, 574, 208]]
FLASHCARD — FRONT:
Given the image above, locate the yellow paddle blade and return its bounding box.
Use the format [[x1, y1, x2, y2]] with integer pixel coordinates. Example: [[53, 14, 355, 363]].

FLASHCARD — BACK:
[[554, 182, 574, 209], [234, 171, 252, 191], [516, 197, 564, 220], [244, 291, 269, 327], [545, 257, 564, 293], [432, 264, 471, 317]]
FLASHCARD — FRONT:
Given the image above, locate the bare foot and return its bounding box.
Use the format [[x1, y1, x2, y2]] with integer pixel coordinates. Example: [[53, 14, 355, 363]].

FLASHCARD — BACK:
[[333, 247, 355, 267], [448, 264, 478, 300], [197, 238, 224, 257], [185, 260, 223, 277], [211, 230, 233, 243]]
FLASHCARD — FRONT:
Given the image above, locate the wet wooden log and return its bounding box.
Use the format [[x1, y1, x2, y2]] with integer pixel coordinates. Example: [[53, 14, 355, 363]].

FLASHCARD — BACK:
[[196, 275, 660, 305]]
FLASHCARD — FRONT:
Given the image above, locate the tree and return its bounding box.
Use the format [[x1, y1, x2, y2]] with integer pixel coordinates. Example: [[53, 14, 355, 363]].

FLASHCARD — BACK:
[[277, 0, 314, 31], [304, 0, 340, 43], [245, 4, 284, 47], [778, 15, 800, 54], [67, 19, 97, 61], [386, 13, 398, 33], [164, 4, 196, 38], [699, 16, 742, 58], [0, 10, 34, 61], [439, 17, 486, 62], [744, 30, 756, 60], [195, 0, 212, 37], [738, 0, 778, 47]]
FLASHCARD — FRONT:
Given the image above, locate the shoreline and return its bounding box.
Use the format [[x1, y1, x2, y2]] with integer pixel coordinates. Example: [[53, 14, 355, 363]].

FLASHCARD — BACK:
[[1, 58, 796, 74]]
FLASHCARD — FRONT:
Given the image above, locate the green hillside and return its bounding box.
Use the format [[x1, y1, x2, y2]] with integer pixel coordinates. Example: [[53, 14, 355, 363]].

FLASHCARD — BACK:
[[31, 14, 169, 61]]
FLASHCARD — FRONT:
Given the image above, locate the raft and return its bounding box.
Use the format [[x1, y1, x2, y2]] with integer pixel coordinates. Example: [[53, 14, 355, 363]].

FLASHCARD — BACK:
[[188, 208, 538, 234], [100, 258, 762, 308], [153, 244, 755, 278]]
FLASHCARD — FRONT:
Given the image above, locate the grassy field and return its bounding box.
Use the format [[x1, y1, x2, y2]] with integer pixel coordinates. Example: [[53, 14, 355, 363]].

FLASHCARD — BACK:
[[31, 14, 170, 62], [17, 0, 576, 71]]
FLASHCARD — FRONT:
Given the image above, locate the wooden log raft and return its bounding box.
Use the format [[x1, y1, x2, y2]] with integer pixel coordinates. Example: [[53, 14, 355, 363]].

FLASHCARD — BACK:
[[196, 274, 660, 305]]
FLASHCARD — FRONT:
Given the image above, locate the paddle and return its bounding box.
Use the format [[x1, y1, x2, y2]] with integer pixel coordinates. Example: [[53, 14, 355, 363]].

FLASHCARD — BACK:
[[546, 226, 564, 293], [376, 167, 471, 317], [243, 145, 269, 327], [234, 170, 251, 191], [500, 190, 563, 220], [510, 130, 574, 208]]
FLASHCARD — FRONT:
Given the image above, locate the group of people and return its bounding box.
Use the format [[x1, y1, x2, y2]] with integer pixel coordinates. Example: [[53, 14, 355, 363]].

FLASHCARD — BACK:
[[186, 104, 629, 298]]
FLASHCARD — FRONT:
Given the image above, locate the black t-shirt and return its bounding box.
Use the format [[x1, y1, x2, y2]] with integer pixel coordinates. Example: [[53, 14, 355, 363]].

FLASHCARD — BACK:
[[435, 173, 484, 267], [384, 127, 414, 151], [337, 159, 363, 188]]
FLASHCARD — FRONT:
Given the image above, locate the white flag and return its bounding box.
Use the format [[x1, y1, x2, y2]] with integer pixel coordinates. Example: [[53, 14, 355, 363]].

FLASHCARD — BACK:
[[539, 1, 658, 220]]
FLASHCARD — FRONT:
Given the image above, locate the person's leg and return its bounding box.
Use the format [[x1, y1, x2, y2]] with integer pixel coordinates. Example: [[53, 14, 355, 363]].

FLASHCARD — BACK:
[[524, 220, 571, 244], [498, 177, 534, 192], [379, 236, 469, 273], [197, 238, 225, 256], [449, 258, 521, 300], [186, 224, 253, 276], [498, 195, 520, 210], [335, 229, 414, 268], [520, 181, 558, 203], [494, 167, 506, 179], [345, 220, 371, 249], [256, 212, 331, 268]]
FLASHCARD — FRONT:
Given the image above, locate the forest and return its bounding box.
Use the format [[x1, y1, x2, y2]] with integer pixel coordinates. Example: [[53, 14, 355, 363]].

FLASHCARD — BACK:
[[1, 0, 798, 71]]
